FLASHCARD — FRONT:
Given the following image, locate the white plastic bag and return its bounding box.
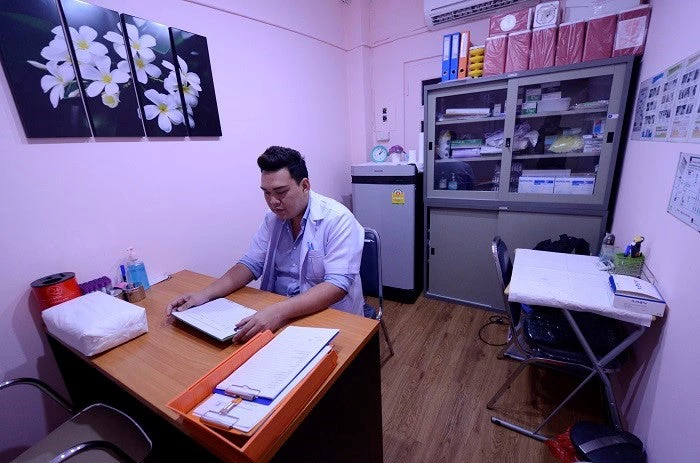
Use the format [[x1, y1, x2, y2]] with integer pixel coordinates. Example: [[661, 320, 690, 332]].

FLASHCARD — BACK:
[[42, 291, 148, 356]]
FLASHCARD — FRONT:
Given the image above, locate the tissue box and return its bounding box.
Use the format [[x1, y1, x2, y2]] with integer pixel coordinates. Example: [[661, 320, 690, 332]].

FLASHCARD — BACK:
[[518, 176, 554, 193], [42, 291, 148, 356], [608, 274, 666, 316]]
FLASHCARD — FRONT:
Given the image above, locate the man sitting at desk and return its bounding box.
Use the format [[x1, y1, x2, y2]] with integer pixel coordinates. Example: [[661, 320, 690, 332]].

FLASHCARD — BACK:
[[167, 146, 365, 342]]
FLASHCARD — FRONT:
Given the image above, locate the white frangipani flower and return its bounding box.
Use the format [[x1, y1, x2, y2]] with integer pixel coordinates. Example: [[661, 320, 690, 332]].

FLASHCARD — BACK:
[[103, 24, 128, 59], [123, 22, 156, 61], [40, 61, 75, 108], [69, 26, 108, 63], [143, 89, 184, 133], [101, 91, 120, 108], [163, 56, 201, 91], [80, 56, 129, 97], [40, 37, 71, 64], [118, 53, 160, 84]]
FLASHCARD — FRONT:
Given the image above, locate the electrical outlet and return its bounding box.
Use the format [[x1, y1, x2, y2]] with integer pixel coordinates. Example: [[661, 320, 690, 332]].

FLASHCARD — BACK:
[[374, 101, 394, 131]]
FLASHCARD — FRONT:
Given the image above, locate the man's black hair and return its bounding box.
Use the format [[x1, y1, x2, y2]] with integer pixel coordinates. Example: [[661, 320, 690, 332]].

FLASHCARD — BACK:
[[257, 146, 309, 184]]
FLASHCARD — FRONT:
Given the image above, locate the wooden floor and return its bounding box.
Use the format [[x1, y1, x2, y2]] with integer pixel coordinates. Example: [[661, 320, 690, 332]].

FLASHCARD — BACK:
[[376, 295, 607, 463]]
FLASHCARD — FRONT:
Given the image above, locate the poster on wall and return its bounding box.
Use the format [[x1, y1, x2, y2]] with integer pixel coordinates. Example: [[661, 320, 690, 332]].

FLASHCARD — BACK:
[[59, 0, 144, 137], [640, 72, 664, 141], [669, 52, 700, 142], [0, 0, 91, 138], [653, 61, 683, 141], [630, 77, 650, 140], [668, 152, 700, 233], [121, 13, 188, 137], [169, 27, 222, 137]]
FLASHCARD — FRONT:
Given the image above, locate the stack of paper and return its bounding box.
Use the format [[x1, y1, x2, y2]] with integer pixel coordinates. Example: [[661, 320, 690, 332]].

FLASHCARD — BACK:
[[193, 326, 338, 433]]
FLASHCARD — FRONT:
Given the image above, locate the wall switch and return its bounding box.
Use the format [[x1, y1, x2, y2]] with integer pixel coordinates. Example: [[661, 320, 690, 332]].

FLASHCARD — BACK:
[[375, 100, 394, 131]]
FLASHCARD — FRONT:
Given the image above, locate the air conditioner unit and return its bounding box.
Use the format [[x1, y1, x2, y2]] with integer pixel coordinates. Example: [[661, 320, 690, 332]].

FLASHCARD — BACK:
[[424, 0, 537, 30]]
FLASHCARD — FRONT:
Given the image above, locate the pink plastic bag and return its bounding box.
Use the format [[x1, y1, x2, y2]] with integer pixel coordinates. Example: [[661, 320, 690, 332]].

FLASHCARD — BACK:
[[530, 26, 557, 70], [484, 34, 507, 76], [506, 31, 532, 72], [556, 20, 586, 66], [613, 5, 651, 57], [583, 14, 617, 61]]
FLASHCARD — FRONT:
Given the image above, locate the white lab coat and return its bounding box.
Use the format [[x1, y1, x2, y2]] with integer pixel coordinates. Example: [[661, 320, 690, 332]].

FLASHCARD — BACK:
[[244, 190, 364, 316]]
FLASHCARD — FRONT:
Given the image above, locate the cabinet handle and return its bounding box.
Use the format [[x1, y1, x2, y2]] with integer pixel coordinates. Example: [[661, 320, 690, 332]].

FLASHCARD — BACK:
[[505, 137, 511, 148], [606, 132, 614, 143], [430, 247, 435, 255], [428, 141, 433, 151]]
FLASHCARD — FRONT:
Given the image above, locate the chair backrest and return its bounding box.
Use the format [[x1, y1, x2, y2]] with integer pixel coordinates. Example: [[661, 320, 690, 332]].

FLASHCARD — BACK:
[[491, 236, 521, 328], [360, 227, 383, 303]]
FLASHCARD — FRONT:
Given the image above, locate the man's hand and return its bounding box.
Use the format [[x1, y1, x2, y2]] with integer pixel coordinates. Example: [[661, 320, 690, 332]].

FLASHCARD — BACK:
[[232, 304, 285, 343], [166, 291, 209, 315]]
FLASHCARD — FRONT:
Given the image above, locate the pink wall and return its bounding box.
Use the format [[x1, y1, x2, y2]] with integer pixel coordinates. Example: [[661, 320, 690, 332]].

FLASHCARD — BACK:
[[365, 0, 700, 460], [0, 0, 354, 457], [611, 1, 700, 461]]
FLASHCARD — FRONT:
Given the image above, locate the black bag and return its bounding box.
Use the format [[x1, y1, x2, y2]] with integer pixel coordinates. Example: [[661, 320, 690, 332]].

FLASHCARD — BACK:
[[535, 233, 590, 255]]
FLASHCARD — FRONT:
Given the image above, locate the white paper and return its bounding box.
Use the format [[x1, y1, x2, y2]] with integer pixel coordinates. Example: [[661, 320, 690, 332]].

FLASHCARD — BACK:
[[193, 345, 331, 432], [508, 249, 654, 326], [668, 152, 700, 232], [217, 326, 338, 400], [172, 298, 256, 342]]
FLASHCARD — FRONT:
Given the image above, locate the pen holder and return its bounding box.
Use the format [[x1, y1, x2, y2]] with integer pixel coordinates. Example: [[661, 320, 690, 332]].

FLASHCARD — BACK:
[[124, 283, 146, 303], [612, 253, 644, 278]]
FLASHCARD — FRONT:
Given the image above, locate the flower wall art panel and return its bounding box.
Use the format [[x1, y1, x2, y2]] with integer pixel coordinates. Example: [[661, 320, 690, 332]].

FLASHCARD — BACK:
[[59, 0, 144, 137], [170, 27, 222, 137], [0, 0, 91, 138], [121, 14, 187, 137]]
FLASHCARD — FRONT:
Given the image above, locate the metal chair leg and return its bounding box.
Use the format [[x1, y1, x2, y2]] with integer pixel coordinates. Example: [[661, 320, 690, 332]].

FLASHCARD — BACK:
[[487, 359, 530, 409], [379, 318, 394, 356]]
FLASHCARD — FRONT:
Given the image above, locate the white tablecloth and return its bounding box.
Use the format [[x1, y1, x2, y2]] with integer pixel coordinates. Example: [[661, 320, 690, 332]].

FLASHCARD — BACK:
[[508, 249, 653, 327]]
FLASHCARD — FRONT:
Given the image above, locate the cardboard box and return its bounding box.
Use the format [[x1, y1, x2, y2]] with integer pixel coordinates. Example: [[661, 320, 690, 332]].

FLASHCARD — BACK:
[[608, 274, 666, 316], [518, 176, 554, 193], [505, 30, 532, 73], [489, 7, 533, 36], [553, 176, 595, 195]]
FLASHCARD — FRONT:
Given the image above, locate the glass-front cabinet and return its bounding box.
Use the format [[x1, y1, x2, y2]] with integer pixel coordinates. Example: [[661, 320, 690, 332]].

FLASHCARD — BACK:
[[425, 57, 634, 212], [423, 57, 635, 311]]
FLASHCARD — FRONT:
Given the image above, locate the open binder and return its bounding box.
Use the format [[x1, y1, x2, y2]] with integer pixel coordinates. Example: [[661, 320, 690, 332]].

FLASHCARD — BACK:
[[168, 329, 338, 463]]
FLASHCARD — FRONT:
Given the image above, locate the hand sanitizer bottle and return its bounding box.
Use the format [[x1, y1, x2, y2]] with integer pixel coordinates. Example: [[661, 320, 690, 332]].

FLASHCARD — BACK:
[[598, 233, 615, 263], [438, 174, 447, 189], [126, 247, 150, 290], [448, 173, 458, 190]]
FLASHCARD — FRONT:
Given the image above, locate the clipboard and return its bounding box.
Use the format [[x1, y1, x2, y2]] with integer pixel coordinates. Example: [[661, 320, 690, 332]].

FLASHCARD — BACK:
[[167, 330, 338, 463]]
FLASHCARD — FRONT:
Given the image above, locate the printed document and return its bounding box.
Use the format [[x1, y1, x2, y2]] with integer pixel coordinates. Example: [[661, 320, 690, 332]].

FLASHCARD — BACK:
[[217, 325, 338, 401], [193, 345, 332, 433], [171, 298, 256, 342]]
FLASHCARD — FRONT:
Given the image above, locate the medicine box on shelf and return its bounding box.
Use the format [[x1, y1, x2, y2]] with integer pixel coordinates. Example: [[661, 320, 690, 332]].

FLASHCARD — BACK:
[[553, 176, 595, 194], [518, 176, 555, 193]]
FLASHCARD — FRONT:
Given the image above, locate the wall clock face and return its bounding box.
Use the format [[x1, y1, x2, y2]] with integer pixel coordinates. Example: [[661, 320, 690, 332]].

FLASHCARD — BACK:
[[371, 145, 388, 162]]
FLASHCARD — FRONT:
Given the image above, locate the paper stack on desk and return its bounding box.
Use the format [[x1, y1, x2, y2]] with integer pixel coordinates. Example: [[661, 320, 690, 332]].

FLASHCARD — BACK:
[[192, 325, 338, 433], [608, 274, 666, 316]]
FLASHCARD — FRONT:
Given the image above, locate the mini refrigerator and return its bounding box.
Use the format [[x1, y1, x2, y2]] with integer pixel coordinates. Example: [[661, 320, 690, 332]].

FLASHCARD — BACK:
[[351, 163, 423, 303]]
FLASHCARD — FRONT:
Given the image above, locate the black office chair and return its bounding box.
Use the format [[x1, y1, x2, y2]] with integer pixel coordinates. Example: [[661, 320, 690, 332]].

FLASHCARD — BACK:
[[3, 378, 152, 463], [487, 236, 623, 441], [360, 227, 394, 357]]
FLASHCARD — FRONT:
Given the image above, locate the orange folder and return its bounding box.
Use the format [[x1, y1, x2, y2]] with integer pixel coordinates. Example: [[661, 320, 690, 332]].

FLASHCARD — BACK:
[[168, 330, 338, 463], [457, 31, 471, 79]]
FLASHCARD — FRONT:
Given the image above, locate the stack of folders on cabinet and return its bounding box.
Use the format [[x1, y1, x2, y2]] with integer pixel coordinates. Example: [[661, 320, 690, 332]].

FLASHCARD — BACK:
[[168, 325, 338, 436]]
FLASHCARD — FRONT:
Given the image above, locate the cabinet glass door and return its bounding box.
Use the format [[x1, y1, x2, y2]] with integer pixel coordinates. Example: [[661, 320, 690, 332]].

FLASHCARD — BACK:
[[427, 84, 508, 199], [503, 66, 625, 206]]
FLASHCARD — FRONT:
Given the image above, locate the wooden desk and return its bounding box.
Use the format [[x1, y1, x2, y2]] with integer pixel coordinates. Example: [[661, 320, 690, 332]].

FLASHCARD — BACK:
[[47, 270, 382, 462]]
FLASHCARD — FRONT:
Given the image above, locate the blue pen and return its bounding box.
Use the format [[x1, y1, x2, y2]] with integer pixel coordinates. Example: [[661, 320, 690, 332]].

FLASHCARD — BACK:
[[119, 264, 127, 283]]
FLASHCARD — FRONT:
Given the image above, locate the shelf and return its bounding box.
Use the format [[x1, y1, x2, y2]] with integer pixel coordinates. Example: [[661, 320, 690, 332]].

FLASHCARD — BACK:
[[512, 151, 601, 160], [516, 108, 608, 119], [436, 155, 502, 163], [436, 115, 506, 125]]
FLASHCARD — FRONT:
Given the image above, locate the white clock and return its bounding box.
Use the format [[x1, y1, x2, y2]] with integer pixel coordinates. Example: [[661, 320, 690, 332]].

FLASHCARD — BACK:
[[370, 145, 388, 162]]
